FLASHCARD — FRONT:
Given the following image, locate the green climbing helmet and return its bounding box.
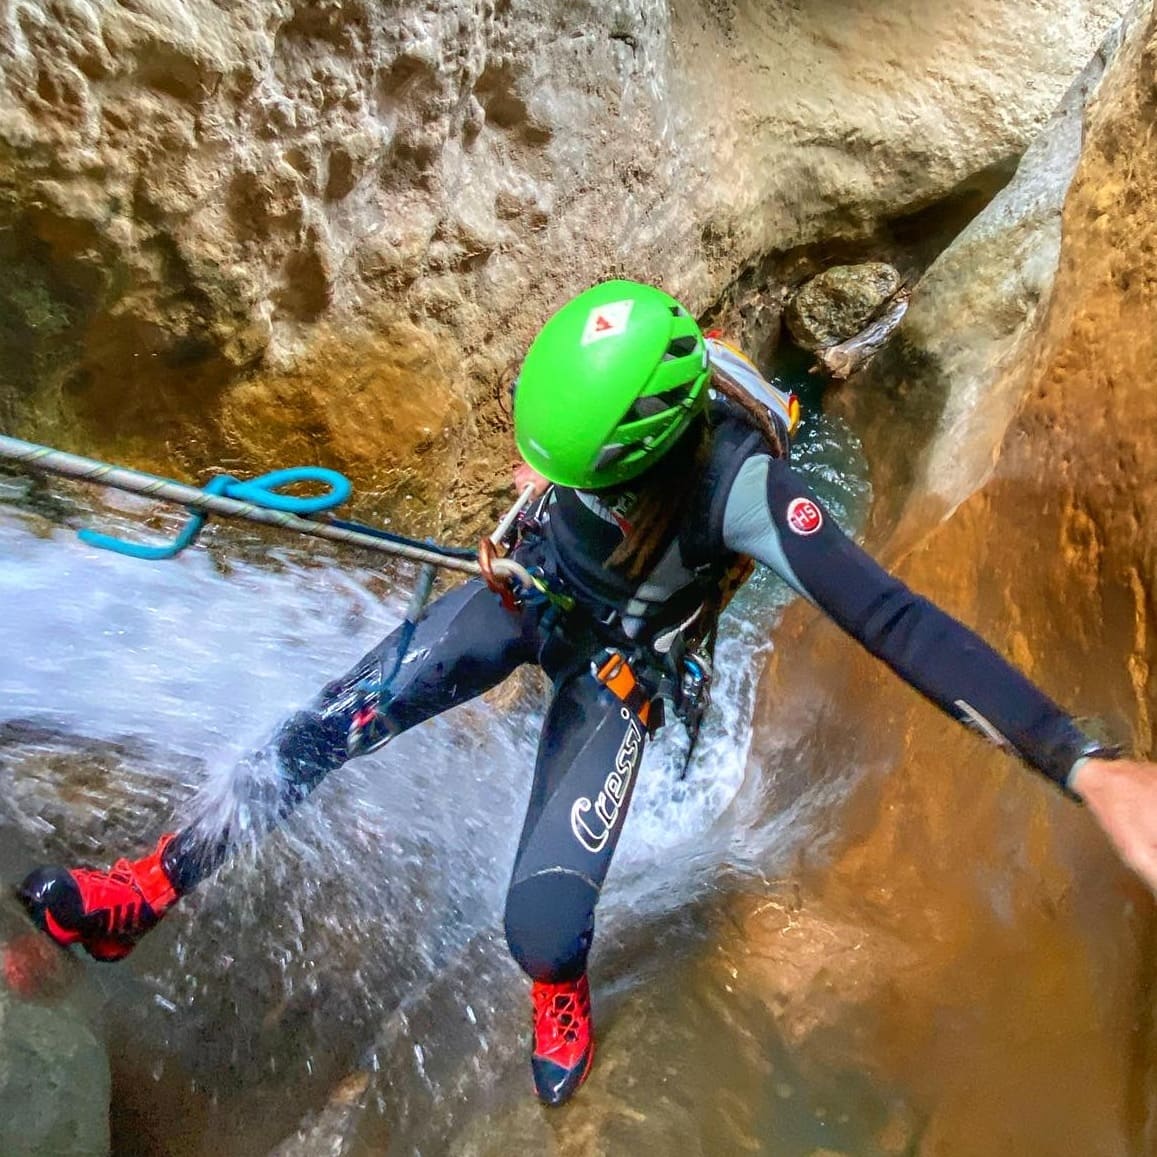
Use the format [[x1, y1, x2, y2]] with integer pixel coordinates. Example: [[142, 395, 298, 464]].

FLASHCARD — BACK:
[[513, 280, 711, 489]]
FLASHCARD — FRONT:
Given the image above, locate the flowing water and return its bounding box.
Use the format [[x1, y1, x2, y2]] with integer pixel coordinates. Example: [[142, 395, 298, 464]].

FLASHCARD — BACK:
[[0, 375, 872, 1155]]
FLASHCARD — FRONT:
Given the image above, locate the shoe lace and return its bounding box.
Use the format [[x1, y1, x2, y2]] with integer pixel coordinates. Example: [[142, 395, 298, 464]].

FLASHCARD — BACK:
[[107, 859, 137, 888], [533, 981, 588, 1050], [74, 860, 146, 934]]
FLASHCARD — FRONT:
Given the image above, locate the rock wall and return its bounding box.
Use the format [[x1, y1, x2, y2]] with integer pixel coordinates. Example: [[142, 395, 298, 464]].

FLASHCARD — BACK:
[[829, 22, 1124, 558], [0, 0, 1126, 528], [1, 4, 1150, 1149], [735, 2, 1157, 1150], [0, 917, 109, 1157]]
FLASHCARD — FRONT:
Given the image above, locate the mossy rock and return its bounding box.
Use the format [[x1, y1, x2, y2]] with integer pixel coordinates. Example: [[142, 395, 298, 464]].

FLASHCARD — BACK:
[[785, 263, 902, 350]]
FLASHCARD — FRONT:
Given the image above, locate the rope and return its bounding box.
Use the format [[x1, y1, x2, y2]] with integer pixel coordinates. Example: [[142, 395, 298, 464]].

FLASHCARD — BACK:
[[368, 558, 440, 698], [0, 435, 536, 590]]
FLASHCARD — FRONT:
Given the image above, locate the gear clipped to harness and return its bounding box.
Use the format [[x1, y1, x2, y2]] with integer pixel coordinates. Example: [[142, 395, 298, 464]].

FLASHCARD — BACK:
[[675, 647, 713, 764], [665, 552, 757, 780]]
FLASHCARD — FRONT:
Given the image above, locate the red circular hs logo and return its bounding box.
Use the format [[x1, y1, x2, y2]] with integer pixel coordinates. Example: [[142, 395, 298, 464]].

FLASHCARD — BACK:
[[786, 497, 823, 535]]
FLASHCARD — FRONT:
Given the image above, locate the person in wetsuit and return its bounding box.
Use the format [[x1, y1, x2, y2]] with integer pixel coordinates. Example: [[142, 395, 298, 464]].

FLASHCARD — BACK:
[[17, 280, 1157, 1107]]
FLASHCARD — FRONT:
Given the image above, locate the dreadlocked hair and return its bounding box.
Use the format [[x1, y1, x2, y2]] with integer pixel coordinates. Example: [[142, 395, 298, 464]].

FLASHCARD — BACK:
[[605, 415, 714, 580], [604, 362, 787, 580]]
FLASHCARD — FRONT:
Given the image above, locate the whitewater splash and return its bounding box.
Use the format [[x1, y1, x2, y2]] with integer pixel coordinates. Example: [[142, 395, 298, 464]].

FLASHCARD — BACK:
[[0, 399, 870, 1151]]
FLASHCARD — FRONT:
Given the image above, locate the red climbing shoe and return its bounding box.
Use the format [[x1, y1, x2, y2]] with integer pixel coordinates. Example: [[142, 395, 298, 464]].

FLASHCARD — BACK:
[[530, 973, 595, 1106], [16, 834, 180, 962]]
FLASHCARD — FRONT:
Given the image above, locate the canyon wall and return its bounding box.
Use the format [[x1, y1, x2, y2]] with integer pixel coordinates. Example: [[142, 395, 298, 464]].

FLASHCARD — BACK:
[[736, 3, 1157, 1151], [0, 0, 1125, 528]]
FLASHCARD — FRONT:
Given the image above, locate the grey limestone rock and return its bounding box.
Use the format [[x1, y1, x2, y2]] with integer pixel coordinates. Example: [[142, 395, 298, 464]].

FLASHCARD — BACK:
[[0, 939, 110, 1157]]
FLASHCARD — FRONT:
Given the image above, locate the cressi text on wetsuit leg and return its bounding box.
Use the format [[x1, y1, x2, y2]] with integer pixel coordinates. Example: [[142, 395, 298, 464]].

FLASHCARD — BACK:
[[503, 663, 649, 982]]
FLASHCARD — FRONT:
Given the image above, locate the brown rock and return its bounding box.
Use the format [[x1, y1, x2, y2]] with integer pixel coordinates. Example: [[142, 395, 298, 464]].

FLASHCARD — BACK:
[[736, 5, 1157, 1154], [829, 16, 1127, 556], [785, 263, 903, 351], [0, 0, 1128, 535], [811, 287, 910, 379]]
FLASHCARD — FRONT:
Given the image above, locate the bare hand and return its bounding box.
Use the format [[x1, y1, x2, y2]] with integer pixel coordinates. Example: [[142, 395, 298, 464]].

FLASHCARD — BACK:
[[1070, 757, 1157, 893], [513, 461, 551, 498]]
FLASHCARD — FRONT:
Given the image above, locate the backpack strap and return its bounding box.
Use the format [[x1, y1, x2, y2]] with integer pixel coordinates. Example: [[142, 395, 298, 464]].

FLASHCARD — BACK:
[[678, 410, 766, 573]]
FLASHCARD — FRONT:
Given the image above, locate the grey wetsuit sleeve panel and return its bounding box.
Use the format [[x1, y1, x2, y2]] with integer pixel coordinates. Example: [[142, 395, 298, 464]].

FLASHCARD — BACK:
[[720, 456, 813, 601]]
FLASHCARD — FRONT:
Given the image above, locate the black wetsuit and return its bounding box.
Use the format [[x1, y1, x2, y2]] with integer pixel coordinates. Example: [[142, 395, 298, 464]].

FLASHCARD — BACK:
[[162, 414, 1104, 984]]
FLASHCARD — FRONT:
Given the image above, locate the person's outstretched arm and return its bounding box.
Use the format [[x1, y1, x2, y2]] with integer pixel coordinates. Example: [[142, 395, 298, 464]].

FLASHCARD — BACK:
[[721, 454, 1157, 892]]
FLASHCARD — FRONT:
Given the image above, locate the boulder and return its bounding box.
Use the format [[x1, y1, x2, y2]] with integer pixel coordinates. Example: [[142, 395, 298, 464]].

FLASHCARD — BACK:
[[0, 928, 109, 1157], [784, 263, 903, 351]]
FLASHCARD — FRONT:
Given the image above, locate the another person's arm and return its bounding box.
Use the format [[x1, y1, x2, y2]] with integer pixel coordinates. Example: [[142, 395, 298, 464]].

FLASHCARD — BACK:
[[513, 461, 551, 498], [1070, 758, 1157, 886]]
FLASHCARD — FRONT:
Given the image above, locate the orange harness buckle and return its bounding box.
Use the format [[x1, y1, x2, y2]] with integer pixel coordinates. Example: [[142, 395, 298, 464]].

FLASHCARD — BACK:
[[593, 651, 653, 730]]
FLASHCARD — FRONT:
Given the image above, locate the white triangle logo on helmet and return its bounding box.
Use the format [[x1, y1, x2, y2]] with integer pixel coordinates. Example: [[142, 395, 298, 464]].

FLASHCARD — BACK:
[[580, 300, 633, 345]]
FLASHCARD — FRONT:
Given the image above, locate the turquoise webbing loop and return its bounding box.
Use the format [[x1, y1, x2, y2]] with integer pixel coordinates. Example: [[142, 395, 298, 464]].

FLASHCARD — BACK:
[[220, 468, 352, 514], [78, 467, 352, 560]]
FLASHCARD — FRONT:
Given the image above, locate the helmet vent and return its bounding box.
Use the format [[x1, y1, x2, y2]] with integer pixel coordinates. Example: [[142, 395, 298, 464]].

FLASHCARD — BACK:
[[625, 384, 692, 422], [665, 336, 699, 358], [594, 442, 633, 470]]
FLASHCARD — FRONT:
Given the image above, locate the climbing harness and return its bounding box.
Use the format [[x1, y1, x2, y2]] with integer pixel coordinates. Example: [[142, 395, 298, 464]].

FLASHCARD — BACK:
[[484, 486, 576, 619], [0, 435, 545, 610], [591, 650, 654, 731]]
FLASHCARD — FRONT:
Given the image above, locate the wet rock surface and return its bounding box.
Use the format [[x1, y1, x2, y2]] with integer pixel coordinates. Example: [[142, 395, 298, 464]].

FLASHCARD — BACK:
[[0, 906, 110, 1157], [830, 16, 1127, 556], [0, 0, 1127, 532], [740, 2, 1157, 1153], [810, 289, 910, 381], [784, 264, 902, 351]]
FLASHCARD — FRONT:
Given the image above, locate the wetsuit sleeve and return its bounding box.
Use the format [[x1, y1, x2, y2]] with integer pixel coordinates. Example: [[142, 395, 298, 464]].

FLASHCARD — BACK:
[[721, 455, 1104, 795]]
